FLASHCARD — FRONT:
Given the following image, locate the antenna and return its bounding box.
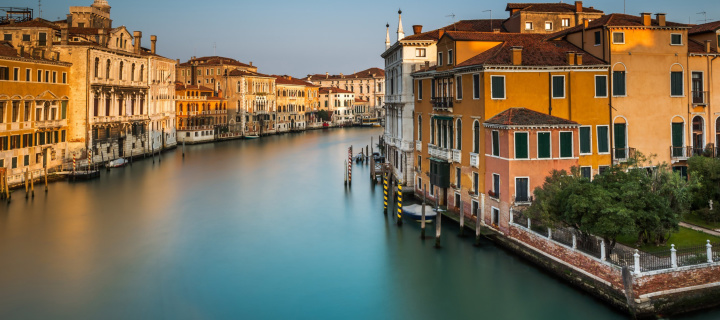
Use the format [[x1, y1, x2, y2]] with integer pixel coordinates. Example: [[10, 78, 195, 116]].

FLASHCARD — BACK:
[[38, 0, 42, 19], [483, 10, 492, 31], [446, 13, 456, 31]]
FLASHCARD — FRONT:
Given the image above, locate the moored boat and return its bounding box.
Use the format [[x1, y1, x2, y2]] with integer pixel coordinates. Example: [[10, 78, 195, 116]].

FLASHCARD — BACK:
[[245, 135, 260, 139], [107, 158, 127, 168], [402, 204, 438, 222]]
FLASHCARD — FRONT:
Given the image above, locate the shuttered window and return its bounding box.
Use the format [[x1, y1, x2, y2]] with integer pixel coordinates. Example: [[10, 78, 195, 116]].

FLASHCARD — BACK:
[[491, 76, 505, 99], [516, 178, 529, 201], [672, 123, 684, 157], [61, 101, 67, 119], [560, 132, 573, 158], [473, 74, 480, 99], [580, 127, 591, 154], [597, 126, 609, 153], [538, 132, 551, 158], [418, 80, 423, 100], [456, 76, 463, 99], [552, 76, 565, 98], [613, 71, 626, 96], [492, 130, 500, 156], [614, 123, 627, 158], [515, 132, 528, 159], [671, 71, 683, 96], [595, 75, 607, 97]]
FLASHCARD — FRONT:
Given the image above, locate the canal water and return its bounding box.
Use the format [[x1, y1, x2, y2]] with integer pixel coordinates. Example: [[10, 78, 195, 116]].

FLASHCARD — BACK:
[[0, 127, 717, 320]]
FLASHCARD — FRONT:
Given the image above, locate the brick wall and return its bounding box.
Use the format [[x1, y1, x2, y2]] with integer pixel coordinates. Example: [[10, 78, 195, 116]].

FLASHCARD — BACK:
[[635, 265, 720, 297]]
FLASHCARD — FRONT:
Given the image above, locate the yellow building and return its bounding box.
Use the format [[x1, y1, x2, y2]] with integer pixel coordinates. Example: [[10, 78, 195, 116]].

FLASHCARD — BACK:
[[412, 31, 610, 225], [175, 83, 227, 144], [274, 75, 311, 132], [0, 42, 71, 183], [305, 85, 321, 127], [227, 69, 277, 136]]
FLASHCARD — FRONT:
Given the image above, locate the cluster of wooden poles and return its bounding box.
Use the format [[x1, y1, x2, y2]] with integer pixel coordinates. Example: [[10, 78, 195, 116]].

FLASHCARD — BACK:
[[0, 167, 50, 203]]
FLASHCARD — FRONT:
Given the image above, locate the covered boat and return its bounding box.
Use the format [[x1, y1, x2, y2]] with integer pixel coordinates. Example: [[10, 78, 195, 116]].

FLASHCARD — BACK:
[[402, 204, 438, 222], [107, 158, 127, 168]]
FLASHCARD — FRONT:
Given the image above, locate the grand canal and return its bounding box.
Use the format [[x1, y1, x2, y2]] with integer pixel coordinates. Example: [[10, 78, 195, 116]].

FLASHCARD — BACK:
[[0, 127, 718, 319]]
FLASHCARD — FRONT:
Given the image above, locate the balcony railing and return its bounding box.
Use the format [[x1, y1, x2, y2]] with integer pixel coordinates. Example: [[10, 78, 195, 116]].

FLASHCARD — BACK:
[[416, 140, 422, 152], [178, 126, 214, 131], [673, 146, 720, 159], [452, 149, 461, 163], [692, 91, 709, 106], [613, 147, 637, 163], [35, 119, 67, 129], [514, 195, 533, 205], [431, 97, 454, 110], [428, 144, 452, 161], [470, 153, 479, 168], [201, 110, 227, 115]]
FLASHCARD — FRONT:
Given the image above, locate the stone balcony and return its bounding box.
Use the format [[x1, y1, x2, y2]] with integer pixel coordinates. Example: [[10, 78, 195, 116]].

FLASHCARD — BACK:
[[470, 153, 479, 168], [452, 149, 461, 163], [428, 144, 452, 161], [35, 119, 68, 129], [416, 140, 422, 152]]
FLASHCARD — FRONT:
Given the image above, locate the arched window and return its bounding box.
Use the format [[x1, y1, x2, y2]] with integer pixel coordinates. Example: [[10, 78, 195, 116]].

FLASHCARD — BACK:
[[473, 120, 480, 153], [456, 119, 462, 150], [106, 59, 111, 79], [131, 63, 136, 81], [139, 65, 144, 81], [94, 58, 100, 78]]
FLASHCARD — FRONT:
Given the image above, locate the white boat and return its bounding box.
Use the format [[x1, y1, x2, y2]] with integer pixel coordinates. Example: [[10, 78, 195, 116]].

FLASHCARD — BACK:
[[245, 135, 260, 139], [107, 158, 127, 168], [402, 204, 438, 222]]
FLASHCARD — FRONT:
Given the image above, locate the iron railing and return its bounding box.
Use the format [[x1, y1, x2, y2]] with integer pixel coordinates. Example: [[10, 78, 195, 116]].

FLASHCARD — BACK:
[[692, 91, 709, 105], [431, 97, 454, 110], [612, 147, 636, 162]]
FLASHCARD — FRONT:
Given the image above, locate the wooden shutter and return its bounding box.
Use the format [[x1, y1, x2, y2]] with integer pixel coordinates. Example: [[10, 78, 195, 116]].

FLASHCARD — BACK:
[[491, 77, 504, 99], [614, 123, 626, 158], [613, 71, 626, 96], [515, 132, 528, 159], [492, 130, 500, 156], [596, 76, 607, 97], [560, 132, 573, 157], [671, 72, 683, 96], [597, 126, 609, 153], [552, 76, 564, 98], [538, 132, 551, 158], [473, 74, 480, 99], [580, 127, 591, 154], [672, 123, 683, 157]]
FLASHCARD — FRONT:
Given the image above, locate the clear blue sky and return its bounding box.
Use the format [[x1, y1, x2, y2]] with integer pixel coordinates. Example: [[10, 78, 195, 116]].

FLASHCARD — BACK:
[[12, 0, 720, 76]]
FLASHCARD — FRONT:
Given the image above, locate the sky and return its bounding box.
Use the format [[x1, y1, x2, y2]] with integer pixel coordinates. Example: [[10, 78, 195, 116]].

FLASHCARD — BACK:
[[9, 0, 720, 76]]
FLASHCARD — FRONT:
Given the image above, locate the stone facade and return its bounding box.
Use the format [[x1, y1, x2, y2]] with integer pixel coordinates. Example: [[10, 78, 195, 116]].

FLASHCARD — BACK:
[[304, 67, 385, 110]]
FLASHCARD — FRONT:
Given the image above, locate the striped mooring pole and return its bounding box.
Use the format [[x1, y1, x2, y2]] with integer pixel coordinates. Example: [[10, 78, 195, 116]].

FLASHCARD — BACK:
[[72, 154, 76, 173], [396, 184, 403, 226], [383, 173, 388, 215], [347, 146, 352, 186]]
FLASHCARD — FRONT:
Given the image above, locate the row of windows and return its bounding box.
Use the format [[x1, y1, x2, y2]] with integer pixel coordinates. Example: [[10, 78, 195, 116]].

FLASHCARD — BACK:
[[0, 101, 67, 123], [0, 130, 66, 151], [93, 58, 144, 82], [524, 19, 570, 31], [502, 127, 610, 160], [594, 31, 684, 46], [0, 66, 67, 84]]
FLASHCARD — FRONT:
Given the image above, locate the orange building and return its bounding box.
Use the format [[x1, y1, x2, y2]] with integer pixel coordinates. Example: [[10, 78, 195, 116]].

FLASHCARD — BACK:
[[175, 83, 227, 144]]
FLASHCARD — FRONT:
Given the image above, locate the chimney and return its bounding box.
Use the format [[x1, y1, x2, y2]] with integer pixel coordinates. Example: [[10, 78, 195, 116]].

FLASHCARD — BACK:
[[438, 29, 445, 38], [16, 45, 24, 57], [641, 13, 652, 26], [61, 29, 68, 45], [98, 29, 105, 46], [133, 31, 142, 54], [656, 13, 666, 27], [566, 52, 576, 65], [707, 40, 712, 53], [176, 59, 180, 64], [340, 73, 344, 78], [325, 72, 329, 78], [575, 1, 583, 13], [413, 25, 423, 35], [249, 61, 253, 66], [54, 52, 60, 61], [511, 46, 522, 66], [150, 35, 157, 54], [493, 28, 501, 33], [583, 19, 589, 28], [576, 53, 583, 65]]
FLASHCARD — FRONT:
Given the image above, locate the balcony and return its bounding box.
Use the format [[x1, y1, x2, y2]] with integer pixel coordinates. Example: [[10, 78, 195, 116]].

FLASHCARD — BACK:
[[470, 153, 479, 168], [431, 97, 454, 111], [35, 119, 67, 129], [613, 147, 636, 163], [178, 125, 214, 131], [416, 140, 422, 152], [672, 146, 720, 159], [514, 195, 533, 206], [201, 110, 227, 115], [692, 91, 708, 106], [428, 144, 452, 161], [452, 149, 461, 163]]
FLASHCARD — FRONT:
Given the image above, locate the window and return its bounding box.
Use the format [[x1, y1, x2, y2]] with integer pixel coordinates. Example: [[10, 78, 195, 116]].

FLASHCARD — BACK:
[[491, 76, 505, 99], [473, 172, 479, 194], [580, 126, 591, 154], [438, 52, 443, 66], [492, 174, 500, 198], [560, 132, 573, 158], [448, 50, 454, 65], [454, 193, 460, 207], [456, 119, 462, 150], [492, 207, 499, 225], [25, 69, 30, 82], [456, 167, 461, 188], [561, 18, 570, 27], [472, 200, 479, 216], [580, 167, 592, 179], [671, 34, 683, 45], [62, 72, 67, 84], [38, 32, 46, 46], [473, 121, 480, 153], [456, 76, 462, 99], [12, 68, 19, 81], [37, 69, 42, 82], [492, 130, 500, 156], [45, 71, 49, 83], [614, 123, 627, 158], [594, 31, 601, 45], [671, 71, 683, 96], [525, 22, 533, 30], [515, 132, 529, 159], [552, 75, 565, 98], [418, 155, 422, 172], [418, 79, 423, 100], [538, 132, 551, 159], [3, 34, 11, 41], [595, 75, 607, 97], [545, 22, 553, 30], [672, 122, 684, 157], [416, 48, 426, 57], [612, 32, 625, 44], [613, 71, 626, 96], [12, 157, 17, 169], [52, 71, 57, 83], [516, 177, 529, 202], [596, 125, 609, 154], [472, 74, 480, 99], [431, 79, 436, 99]]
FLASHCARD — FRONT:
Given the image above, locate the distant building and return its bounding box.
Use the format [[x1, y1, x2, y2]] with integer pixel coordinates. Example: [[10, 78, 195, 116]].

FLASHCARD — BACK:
[[318, 87, 354, 126], [304, 68, 385, 110], [175, 84, 226, 144], [503, 2, 604, 34], [274, 75, 316, 132]]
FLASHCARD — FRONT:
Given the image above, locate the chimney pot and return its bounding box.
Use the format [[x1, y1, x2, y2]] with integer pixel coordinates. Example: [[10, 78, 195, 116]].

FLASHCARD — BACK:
[[576, 53, 583, 65], [706, 40, 712, 53], [412, 25, 423, 35], [133, 31, 142, 54], [249, 61, 253, 67], [656, 13, 666, 27], [511, 46, 523, 66], [641, 13, 652, 26], [566, 52, 576, 65], [150, 35, 157, 54], [575, 1, 583, 13], [16, 45, 24, 56], [61, 29, 69, 45]]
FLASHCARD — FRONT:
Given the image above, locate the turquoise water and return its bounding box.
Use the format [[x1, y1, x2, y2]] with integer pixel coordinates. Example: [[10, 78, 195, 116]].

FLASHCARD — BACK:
[[0, 127, 717, 319]]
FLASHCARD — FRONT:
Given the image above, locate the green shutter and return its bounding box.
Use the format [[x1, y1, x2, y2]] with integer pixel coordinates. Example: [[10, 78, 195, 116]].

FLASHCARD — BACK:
[[597, 126, 609, 153], [580, 127, 591, 154], [538, 132, 551, 158], [61, 101, 67, 119], [491, 77, 504, 99], [672, 123, 684, 157], [473, 74, 480, 99], [614, 123, 627, 158], [613, 71, 626, 96], [515, 132, 528, 159], [596, 76, 607, 97], [560, 132, 573, 158], [492, 131, 500, 156], [552, 76, 564, 98], [671, 72, 683, 96]]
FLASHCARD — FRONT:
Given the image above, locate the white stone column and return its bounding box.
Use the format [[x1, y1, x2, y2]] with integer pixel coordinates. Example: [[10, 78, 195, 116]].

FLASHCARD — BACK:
[[707, 240, 713, 263], [634, 249, 641, 275], [671, 244, 678, 268]]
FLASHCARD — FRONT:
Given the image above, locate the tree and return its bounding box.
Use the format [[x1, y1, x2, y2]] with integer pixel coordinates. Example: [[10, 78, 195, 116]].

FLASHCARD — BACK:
[[316, 110, 331, 122], [688, 156, 720, 221]]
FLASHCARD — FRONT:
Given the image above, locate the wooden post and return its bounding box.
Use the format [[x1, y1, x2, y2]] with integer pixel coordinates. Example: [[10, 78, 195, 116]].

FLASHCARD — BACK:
[[344, 160, 347, 185], [421, 184, 426, 239], [0, 172, 4, 200], [152, 141, 155, 163], [24, 169, 29, 198], [459, 197, 465, 237], [182, 140, 185, 158], [476, 193, 485, 245], [30, 170, 34, 198], [396, 183, 403, 227], [5, 171, 10, 201], [44, 168, 48, 192], [130, 148, 133, 166], [435, 190, 442, 249]]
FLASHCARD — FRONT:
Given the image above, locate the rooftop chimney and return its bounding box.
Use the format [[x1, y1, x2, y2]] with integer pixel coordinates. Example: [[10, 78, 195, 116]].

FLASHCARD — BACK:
[[325, 72, 329, 78], [641, 13, 652, 26], [16, 45, 24, 57], [511, 46, 522, 66], [566, 52, 576, 65], [656, 13, 666, 27], [575, 1, 583, 13], [150, 35, 157, 54], [493, 28, 501, 33], [413, 25, 423, 35], [583, 18, 589, 28], [438, 29, 445, 38], [61, 29, 68, 45], [133, 31, 142, 54], [576, 53, 583, 65], [249, 61, 253, 66], [340, 73, 344, 78], [706, 40, 712, 53]]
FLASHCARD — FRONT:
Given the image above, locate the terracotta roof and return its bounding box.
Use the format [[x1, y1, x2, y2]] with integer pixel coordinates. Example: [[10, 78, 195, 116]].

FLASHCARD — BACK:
[[227, 69, 273, 78], [0, 18, 60, 30], [485, 108, 578, 126], [688, 39, 719, 54], [549, 14, 688, 40], [273, 75, 313, 86], [176, 84, 214, 91], [354, 98, 368, 103], [689, 20, 720, 34], [319, 87, 354, 94], [505, 3, 603, 13], [403, 19, 507, 41], [179, 56, 253, 68], [0, 41, 70, 64], [305, 67, 385, 81], [67, 27, 103, 35], [452, 33, 605, 68]]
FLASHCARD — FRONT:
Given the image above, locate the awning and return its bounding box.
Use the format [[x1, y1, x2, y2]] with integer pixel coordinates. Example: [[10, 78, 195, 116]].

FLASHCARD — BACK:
[[432, 115, 453, 121]]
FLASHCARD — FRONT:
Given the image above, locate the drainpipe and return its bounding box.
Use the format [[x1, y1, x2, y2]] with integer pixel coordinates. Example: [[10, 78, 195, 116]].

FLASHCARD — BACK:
[[548, 73, 553, 115], [606, 26, 613, 167], [710, 54, 718, 146]]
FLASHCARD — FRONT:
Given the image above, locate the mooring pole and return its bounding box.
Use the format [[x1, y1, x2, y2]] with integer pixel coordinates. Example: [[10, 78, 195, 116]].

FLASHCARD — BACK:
[[421, 183, 426, 239], [44, 167, 48, 193], [130, 148, 133, 166], [344, 160, 348, 185], [30, 170, 34, 198], [435, 191, 442, 249], [24, 169, 29, 199], [383, 173, 388, 215], [476, 193, 485, 246], [459, 196, 465, 237], [396, 183, 403, 227], [5, 171, 10, 202], [182, 140, 185, 158]]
